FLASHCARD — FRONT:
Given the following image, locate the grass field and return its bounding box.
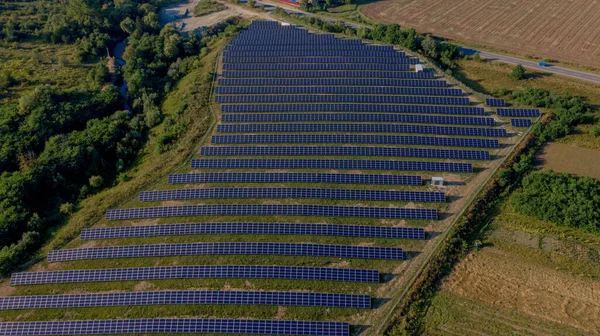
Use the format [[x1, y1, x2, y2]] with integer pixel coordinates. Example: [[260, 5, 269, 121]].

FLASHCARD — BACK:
[[360, 0, 600, 68]]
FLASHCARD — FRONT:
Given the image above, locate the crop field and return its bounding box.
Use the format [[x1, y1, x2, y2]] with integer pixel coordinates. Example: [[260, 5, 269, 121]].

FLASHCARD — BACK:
[[361, 0, 600, 68], [0, 21, 528, 336]]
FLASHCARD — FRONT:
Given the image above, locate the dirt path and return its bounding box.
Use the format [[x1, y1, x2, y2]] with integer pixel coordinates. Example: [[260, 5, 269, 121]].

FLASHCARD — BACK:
[[534, 142, 600, 179]]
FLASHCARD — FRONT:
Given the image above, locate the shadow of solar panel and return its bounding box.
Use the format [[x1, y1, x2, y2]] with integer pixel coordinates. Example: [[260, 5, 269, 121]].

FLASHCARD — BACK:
[[200, 146, 491, 160], [0, 291, 371, 310], [139, 187, 445, 202], [510, 119, 532, 127], [81, 223, 426, 240], [216, 87, 462, 96], [221, 104, 485, 115], [222, 71, 435, 78], [47, 243, 405, 262], [190, 159, 473, 172], [216, 123, 505, 137], [215, 95, 468, 105], [167, 172, 422, 185], [0, 318, 349, 336], [10, 265, 379, 285], [104, 204, 438, 220], [497, 108, 540, 117], [222, 113, 493, 125], [211, 135, 499, 148], [217, 79, 447, 87]]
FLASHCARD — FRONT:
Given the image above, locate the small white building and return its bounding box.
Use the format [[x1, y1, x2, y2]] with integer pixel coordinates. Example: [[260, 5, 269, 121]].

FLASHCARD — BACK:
[[431, 177, 444, 187], [415, 64, 424, 73]]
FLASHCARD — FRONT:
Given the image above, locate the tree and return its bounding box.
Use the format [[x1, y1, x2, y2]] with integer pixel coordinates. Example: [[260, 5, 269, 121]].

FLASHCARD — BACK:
[[248, 0, 256, 8], [421, 35, 438, 59], [120, 17, 136, 34], [512, 64, 526, 80], [300, 0, 309, 11]]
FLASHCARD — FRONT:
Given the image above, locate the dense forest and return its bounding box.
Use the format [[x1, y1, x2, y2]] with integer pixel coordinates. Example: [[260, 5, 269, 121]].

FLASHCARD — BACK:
[[0, 0, 244, 274]]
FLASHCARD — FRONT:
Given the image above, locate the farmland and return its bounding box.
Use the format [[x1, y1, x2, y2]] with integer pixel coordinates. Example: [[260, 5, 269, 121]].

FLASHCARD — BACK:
[[361, 0, 600, 68]]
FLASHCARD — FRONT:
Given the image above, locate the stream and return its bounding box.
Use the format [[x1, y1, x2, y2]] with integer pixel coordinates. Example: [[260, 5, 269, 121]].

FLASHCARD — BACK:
[[112, 40, 130, 111]]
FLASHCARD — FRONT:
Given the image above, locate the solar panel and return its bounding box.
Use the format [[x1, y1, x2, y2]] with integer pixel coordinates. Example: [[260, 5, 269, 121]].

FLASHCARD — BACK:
[[47, 243, 405, 262], [486, 98, 506, 107], [81, 223, 426, 240], [10, 265, 379, 285], [200, 146, 491, 160], [223, 63, 411, 71], [221, 113, 494, 126], [215, 95, 469, 105], [221, 104, 486, 115], [104, 204, 438, 220], [497, 108, 540, 117], [216, 123, 506, 137], [215, 86, 462, 96], [0, 318, 349, 336], [167, 172, 423, 185], [139, 188, 446, 202], [191, 159, 473, 173], [0, 291, 371, 310], [222, 56, 419, 64], [211, 135, 499, 148], [217, 78, 447, 87], [510, 118, 532, 127], [222, 71, 434, 79]]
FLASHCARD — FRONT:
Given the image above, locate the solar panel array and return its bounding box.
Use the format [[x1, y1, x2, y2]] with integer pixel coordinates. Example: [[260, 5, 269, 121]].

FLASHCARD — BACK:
[[191, 159, 473, 172], [221, 113, 494, 125], [0, 319, 349, 336], [221, 104, 486, 115], [215, 95, 469, 104], [200, 146, 491, 160], [222, 70, 435, 78], [10, 265, 380, 285], [486, 98, 506, 107], [216, 123, 506, 137], [168, 172, 422, 185], [223, 63, 411, 71], [0, 291, 371, 310], [211, 135, 499, 148], [223, 56, 421, 64], [511, 119, 532, 127], [47, 243, 405, 262], [81, 223, 426, 240], [216, 86, 462, 96], [218, 78, 446, 86], [497, 108, 541, 117], [105, 205, 438, 220]]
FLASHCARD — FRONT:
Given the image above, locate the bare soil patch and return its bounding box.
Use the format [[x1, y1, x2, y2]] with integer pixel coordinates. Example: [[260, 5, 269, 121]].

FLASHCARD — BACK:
[[534, 142, 600, 179], [361, 0, 600, 67]]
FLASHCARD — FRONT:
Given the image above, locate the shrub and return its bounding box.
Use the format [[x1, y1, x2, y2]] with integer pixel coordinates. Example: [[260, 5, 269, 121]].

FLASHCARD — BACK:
[[512, 64, 526, 80]]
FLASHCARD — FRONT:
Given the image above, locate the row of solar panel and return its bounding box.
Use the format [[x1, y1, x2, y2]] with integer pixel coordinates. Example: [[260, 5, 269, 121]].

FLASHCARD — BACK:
[[200, 146, 491, 160], [497, 108, 540, 117], [215, 96, 469, 105], [191, 159, 473, 172], [221, 113, 494, 125], [0, 319, 349, 336], [47, 243, 405, 262], [229, 40, 363, 46], [105, 205, 438, 220], [225, 44, 395, 51], [211, 135, 499, 148], [215, 87, 462, 96], [222, 56, 419, 64], [0, 291, 370, 310], [216, 123, 506, 137], [221, 104, 485, 115], [223, 63, 411, 71], [486, 98, 506, 107], [81, 222, 426, 240], [218, 78, 446, 87], [168, 172, 422, 186], [224, 50, 401, 57], [139, 188, 446, 203], [511, 119, 532, 127], [222, 70, 434, 78]]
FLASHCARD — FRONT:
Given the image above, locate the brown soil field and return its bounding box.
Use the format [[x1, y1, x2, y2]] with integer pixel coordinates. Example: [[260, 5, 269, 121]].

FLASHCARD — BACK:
[[534, 142, 600, 179], [361, 0, 600, 67], [441, 248, 600, 335]]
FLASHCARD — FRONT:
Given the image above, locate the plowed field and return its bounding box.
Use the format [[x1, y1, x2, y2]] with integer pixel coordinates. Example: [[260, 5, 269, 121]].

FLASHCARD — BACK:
[[361, 0, 600, 67]]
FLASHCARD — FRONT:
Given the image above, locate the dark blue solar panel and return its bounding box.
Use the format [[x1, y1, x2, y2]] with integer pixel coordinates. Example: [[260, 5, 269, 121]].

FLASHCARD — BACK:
[[81, 223, 426, 240], [217, 78, 447, 87], [11, 265, 379, 285], [221, 113, 494, 125], [224, 51, 402, 57], [222, 71, 435, 78], [221, 104, 486, 115], [191, 159, 473, 172], [104, 204, 438, 220], [0, 291, 371, 310], [497, 108, 540, 117], [223, 63, 411, 71], [216, 123, 506, 137], [223, 56, 419, 64], [215, 87, 462, 96], [486, 98, 506, 107], [211, 135, 499, 148], [47, 243, 405, 262], [138, 188, 445, 202], [0, 318, 349, 336], [168, 172, 422, 185], [200, 146, 491, 160], [510, 119, 532, 127], [215, 95, 469, 105]]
